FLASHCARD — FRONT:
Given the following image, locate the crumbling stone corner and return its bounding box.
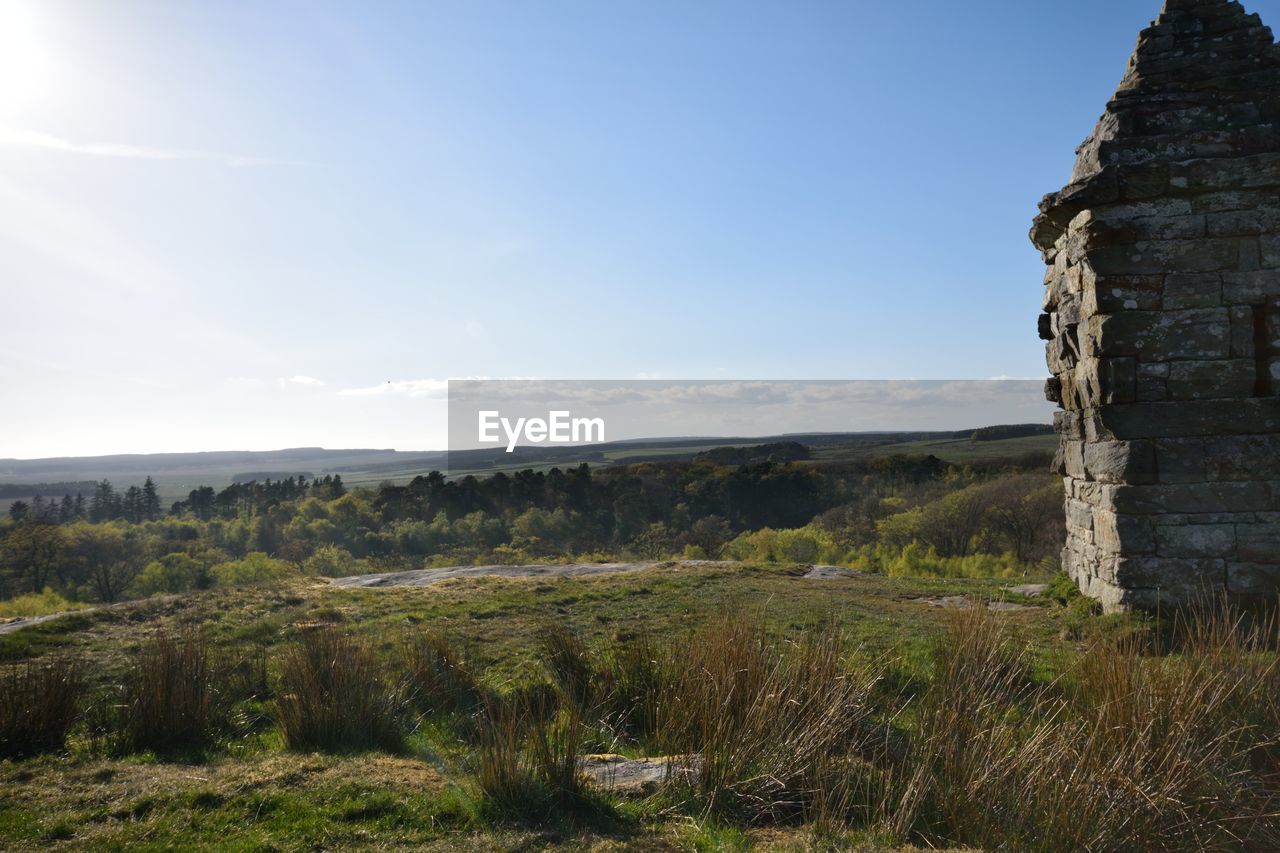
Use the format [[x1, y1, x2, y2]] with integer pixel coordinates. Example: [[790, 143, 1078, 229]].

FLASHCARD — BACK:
[[1033, 0, 1280, 611]]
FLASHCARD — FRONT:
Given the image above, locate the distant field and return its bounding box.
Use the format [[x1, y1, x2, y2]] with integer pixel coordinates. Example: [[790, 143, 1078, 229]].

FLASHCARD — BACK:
[[828, 432, 1058, 463], [0, 426, 1056, 506]]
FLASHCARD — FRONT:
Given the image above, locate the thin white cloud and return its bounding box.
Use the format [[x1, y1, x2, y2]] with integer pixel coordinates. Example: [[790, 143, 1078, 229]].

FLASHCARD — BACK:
[[339, 379, 450, 399], [0, 129, 303, 168], [284, 375, 326, 387], [336, 376, 538, 399]]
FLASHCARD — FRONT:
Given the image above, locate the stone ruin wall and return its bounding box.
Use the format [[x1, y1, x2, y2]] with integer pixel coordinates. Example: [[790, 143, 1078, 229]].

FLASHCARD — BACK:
[[1032, 0, 1280, 611]]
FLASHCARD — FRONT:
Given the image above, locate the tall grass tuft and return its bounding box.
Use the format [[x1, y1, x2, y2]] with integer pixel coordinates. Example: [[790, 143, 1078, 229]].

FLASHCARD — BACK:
[[124, 630, 214, 753], [0, 658, 84, 758], [597, 630, 666, 741], [537, 621, 597, 712], [276, 627, 403, 752], [402, 630, 485, 716], [474, 691, 592, 823], [634, 615, 884, 825], [897, 603, 1280, 851]]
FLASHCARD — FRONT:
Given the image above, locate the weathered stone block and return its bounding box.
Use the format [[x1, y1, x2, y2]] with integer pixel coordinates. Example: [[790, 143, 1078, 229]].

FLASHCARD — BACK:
[[1046, 336, 1078, 373], [1087, 238, 1240, 275], [1262, 233, 1280, 269], [1061, 439, 1086, 479], [1112, 555, 1225, 588], [1235, 523, 1280, 563], [1111, 481, 1273, 515], [1079, 357, 1138, 405], [1229, 305, 1256, 357], [1094, 510, 1155, 554], [1083, 439, 1156, 484], [1222, 270, 1280, 303], [1205, 435, 1280, 480], [1155, 523, 1236, 558], [1194, 189, 1276, 214], [1090, 309, 1230, 360], [1136, 376, 1168, 401], [1153, 437, 1207, 483], [1162, 273, 1220, 308], [1096, 398, 1280, 439], [1084, 274, 1164, 313], [1207, 210, 1280, 237], [1166, 359, 1254, 400], [1227, 562, 1280, 595], [1054, 410, 1084, 440], [1169, 153, 1280, 193], [1066, 498, 1095, 535]]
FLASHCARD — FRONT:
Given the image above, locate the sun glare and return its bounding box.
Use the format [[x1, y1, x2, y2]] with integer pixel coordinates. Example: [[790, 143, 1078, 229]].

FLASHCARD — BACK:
[[0, 0, 53, 119]]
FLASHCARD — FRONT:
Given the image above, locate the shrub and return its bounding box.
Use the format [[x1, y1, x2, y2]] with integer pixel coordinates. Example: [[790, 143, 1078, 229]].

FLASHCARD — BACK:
[[123, 630, 214, 753], [133, 554, 209, 595], [0, 658, 84, 758], [301, 545, 363, 578], [210, 552, 294, 586], [276, 628, 403, 751], [0, 587, 87, 619]]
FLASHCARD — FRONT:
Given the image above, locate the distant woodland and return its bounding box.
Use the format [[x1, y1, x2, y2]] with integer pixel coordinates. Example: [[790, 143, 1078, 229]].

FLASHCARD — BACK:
[[0, 445, 1062, 608]]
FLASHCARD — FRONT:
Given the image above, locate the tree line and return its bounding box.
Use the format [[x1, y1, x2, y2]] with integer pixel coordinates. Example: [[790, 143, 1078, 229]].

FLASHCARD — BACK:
[[0, 451, 1062, 605]]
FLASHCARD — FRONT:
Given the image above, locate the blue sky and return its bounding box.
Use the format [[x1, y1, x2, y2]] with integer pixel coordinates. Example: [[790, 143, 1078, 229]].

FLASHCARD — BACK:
[[3, 0, 1276, 457]]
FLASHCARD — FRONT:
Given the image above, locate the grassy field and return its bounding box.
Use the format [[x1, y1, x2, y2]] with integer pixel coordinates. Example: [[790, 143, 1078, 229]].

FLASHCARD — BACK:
[[0, 560, 1167, 851], [3, 559, 1274, 850]]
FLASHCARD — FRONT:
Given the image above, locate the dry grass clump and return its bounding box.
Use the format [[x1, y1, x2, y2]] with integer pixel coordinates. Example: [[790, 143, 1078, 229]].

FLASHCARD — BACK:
[[652, 617, 883, 825], [889, 603, 1280, 851], [402, 630, 485, 716], [535, 616, 884, 825], [473, 692, 593, 823], [0, 658, 83, 758], [124, 630, 214, 753], [276, 627, 403, 752]]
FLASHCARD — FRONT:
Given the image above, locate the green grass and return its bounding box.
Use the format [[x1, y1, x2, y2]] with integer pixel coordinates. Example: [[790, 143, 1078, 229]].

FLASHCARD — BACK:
[[0, 562, 1185, 850], [809, 432, 1058, 465]]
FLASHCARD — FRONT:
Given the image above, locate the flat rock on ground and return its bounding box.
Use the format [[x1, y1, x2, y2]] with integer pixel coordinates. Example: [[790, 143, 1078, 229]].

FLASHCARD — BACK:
[[912, 595, 1032, 612], [577, 754, 701, 795], [0, 597, 178, 636], [328, 562, 670, 588], [0, 610, 81, 636], [803, 565, 865, 580]]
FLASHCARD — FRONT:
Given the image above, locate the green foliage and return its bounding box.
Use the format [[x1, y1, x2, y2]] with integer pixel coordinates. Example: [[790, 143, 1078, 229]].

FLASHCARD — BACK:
[[0, 587, 86, 619], [868, 542, 1026, 580], [134, 553, 209, 595], [210, 552, 295, 586], [302, 545, 365, 578], [1, 451, 1063, 606]]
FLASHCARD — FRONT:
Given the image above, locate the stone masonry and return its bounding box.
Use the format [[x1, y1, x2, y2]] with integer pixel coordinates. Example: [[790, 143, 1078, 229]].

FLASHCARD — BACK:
[[1032, 0, 1280, 611]]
